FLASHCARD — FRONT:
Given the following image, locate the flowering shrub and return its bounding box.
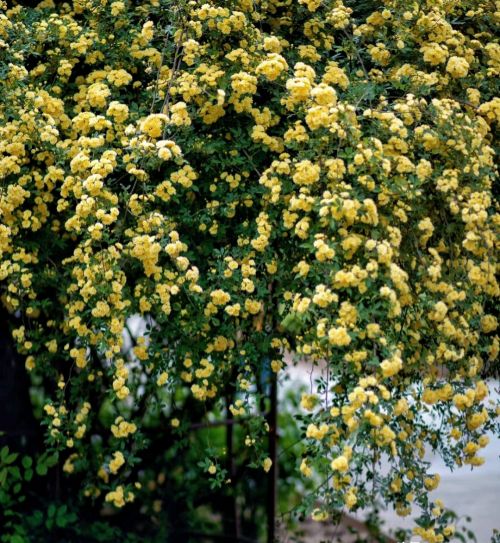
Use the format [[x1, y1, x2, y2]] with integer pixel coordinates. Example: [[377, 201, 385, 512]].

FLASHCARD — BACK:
[[0, 0, 499, 541]]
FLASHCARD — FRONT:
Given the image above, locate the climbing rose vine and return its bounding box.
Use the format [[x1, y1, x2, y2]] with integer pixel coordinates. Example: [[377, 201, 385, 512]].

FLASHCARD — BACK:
[[0, 0, 499, 541]]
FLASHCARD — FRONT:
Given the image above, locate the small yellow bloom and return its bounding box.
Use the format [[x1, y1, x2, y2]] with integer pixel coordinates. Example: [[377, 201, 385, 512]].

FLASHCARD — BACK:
[[330, 455, 349, 472], [109, 451, 125, 474], [446, 56, 469, 78], [262, 458, 273, 472]]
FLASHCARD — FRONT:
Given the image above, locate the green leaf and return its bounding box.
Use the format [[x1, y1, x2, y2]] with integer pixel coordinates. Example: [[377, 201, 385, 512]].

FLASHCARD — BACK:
[[8, 467, 21, 480], [55, 515, 68, 528], [98, 398, 116, 428], [45, 453, 59, 468], [21, 456, 32, 469], [3, 453, 18, 465], [35, 462, 47, 476]]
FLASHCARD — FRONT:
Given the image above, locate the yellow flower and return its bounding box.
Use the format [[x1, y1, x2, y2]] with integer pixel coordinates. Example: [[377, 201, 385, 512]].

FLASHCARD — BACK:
[[421, 43, 448, 65], [300, 393, 318, 411], [110, 1, 125, 16], [328, 326, 351, 346], [63, 453, 78, 474], [210, 289, 231, 306], [446, 56, 470, 78], [311, 508, 328, 521], [429, 301, 448, 322], [87, 83, 111, 108], [141, 114, 167, 138], [256, 53, 288, 81], [109, 451, 125, 474], [156, 372, 169, 386], [170, 102, 191, 126], [306, 423, 329, 440], [424, 474, 440, 491], [344, 488, 357, 509], [300, 458, 312, 477], [111, 417, 137, 438], [244, 299, 262, 315], [105, 485, 125, 508], [480, 314, 497, 333], [293, 160, 320, 185], [298, 0, 322, 12], [231, 71, 258, 95], [380, 352, 403, 378], [330, 455, 349, 472]]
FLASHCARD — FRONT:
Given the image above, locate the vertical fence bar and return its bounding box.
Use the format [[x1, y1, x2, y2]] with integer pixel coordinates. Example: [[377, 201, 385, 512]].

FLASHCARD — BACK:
[[267, 370, 277, 543], [225, 393, 241, 540]]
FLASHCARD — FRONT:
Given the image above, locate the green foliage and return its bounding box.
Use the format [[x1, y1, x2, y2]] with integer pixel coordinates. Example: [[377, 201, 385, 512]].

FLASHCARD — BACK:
[[0, 0, 499, 541]]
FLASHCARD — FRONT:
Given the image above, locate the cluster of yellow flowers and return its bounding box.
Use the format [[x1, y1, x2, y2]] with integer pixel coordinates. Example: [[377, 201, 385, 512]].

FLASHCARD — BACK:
[[0, 0, 498, 538]]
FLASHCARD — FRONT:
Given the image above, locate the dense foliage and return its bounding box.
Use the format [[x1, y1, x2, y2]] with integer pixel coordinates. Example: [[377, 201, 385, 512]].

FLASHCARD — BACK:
[[0, 0, 499, 541]]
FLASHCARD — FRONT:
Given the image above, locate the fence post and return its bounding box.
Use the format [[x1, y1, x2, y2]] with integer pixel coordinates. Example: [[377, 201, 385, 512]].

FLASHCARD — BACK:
[[224, 393, 241, 540], [267, 370, 277, 543]]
